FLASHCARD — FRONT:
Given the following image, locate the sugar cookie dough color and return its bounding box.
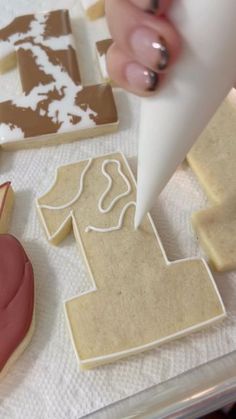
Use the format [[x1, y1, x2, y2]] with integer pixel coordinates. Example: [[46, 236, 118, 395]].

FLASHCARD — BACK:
[[0, 181, 14, 233], [37, 152, 225, 369]]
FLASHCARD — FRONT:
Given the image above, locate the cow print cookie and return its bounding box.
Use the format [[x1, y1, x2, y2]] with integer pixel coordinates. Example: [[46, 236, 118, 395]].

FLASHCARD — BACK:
[[0, 9, 118, 150]]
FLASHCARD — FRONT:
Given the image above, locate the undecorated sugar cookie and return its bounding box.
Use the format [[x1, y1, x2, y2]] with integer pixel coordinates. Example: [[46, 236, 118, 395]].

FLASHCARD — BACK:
[[37, 152, 225, 369], [0, 235, 34, 379], [96, 39, 113, 83], [0, 181, 14, 233], [188, 98, 236, 271], [0, 9, 118, 150], [81, 0, 105, 20]]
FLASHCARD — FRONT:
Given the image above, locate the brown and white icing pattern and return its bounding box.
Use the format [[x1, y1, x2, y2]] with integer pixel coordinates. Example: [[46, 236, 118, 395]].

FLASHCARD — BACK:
[[96, 39, 113, 82], [0, 9, 117, 145]]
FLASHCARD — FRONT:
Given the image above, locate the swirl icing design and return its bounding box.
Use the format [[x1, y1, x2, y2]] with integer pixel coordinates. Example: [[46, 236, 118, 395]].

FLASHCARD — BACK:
[[0, 9, 118, 148], [37, 157, 135, 235], [85, 159, 135, 232], [0, 235, 34, 375]]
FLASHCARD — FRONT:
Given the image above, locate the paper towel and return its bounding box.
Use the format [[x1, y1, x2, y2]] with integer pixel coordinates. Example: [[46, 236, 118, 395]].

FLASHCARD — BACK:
[[0, 1, 236, 418]]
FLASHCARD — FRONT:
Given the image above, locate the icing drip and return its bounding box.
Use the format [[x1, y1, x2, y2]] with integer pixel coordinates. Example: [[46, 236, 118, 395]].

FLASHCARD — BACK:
[[99, 159, 131, 213], [86, 158, 135, 233], [85, 201, 136, 233], [38, 158, 92, 211]]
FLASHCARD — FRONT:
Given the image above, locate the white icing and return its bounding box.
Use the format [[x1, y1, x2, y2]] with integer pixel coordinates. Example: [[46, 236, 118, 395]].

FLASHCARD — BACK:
[[86, 158, 134, 233], [0, 123, 24, 141], [38, 158, 92, 211], [37, 157, 133, 238], [98, 159, 131, 213], [85, 201, 136, 233], [0, 11, 99, 143]]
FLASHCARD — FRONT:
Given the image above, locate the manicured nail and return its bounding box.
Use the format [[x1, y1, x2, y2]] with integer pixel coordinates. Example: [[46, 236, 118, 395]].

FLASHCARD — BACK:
[[130, 27, 169, 72], [147, 0, 160, 14], [125, 62, 159, 92]]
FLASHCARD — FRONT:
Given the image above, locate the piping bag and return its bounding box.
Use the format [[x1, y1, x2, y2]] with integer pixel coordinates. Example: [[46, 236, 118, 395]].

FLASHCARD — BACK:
[[135, 0, 236, 228]]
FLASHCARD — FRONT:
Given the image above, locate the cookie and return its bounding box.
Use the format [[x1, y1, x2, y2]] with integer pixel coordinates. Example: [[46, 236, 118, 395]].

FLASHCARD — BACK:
[[36, 152, 225, 369], [187, 98, 236, 271], [0, 181, 14, 233], [81, 0, 105, 20], [95, 39, 113, 83], [0, 9, 118, 150], [0, 235, 34, 379]]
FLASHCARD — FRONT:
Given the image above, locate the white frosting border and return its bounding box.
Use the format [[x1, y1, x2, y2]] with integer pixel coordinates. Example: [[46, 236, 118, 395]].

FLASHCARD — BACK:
[[36, 151, 226, 368]]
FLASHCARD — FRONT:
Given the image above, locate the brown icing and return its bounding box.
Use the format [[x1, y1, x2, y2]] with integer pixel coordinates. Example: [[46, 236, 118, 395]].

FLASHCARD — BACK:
[[0, 100, 60, 137], [0, 9, 118, 145], [0, 235, 34, 372], [96, 39, 113, 57], [0, 182, 11, 217], [17, 48, 55, 93], [47, 46, 81, 85], [0, 15, 35, 41], [76, 84, 117, 125], [44, 9, 72, 38]]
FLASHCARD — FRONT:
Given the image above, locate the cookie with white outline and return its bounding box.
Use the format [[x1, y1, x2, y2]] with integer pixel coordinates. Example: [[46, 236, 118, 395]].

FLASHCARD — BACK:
[[37, 152, 225, 369]]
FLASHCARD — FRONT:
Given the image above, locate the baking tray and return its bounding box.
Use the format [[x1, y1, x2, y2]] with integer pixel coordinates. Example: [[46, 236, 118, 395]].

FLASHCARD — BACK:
[[87, 351, 236, 418]]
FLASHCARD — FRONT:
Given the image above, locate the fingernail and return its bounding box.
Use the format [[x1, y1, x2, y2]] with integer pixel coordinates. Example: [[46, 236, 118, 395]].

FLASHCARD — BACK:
[[125, 62, 159, 92], [146, 0, 160, 14], [130, 27, 169, 71]]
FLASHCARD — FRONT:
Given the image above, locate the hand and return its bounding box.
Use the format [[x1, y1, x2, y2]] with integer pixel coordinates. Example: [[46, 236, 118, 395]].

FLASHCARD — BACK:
[[105, 0, 181, 96]]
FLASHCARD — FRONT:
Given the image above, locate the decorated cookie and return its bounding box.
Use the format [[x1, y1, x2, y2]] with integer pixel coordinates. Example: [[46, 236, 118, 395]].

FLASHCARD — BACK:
[[96, 39, 113, 83], [0, 181, 14, 233], [37, 152, 225, 369], [81, 0, 105, 20], [188, 98, 236, 271], [0, 9, 118, 150], [0, 235, 34, 379]]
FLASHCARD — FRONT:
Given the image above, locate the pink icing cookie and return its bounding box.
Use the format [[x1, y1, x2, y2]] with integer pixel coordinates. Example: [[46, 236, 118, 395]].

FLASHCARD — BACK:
[[0, 235, 34, 379]]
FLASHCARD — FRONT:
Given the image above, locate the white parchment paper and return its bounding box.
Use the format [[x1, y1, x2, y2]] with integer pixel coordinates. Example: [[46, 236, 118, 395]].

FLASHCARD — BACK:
[[0, 1, 235, 418]]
